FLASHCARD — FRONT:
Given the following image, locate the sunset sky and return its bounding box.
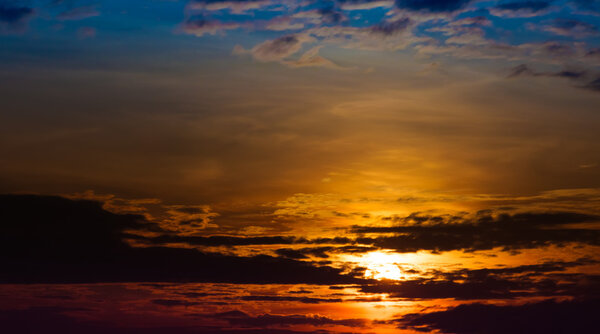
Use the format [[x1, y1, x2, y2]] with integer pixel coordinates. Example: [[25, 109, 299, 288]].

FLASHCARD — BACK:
[[1, 0, 599, 333]]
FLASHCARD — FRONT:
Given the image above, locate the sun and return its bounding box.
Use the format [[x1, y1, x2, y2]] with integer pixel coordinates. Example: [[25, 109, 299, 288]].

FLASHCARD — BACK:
[[361, 251, 404, 280]]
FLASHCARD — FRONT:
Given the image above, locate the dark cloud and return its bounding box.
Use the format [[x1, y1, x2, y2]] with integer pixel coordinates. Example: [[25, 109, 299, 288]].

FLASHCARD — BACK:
[[508, 64, 600, 93], [507, 64, 587, 79], [361, 258, 600, 300], [507, 63, 537, 77], [351, 211, 600, 252], [316, 5, 345, 24], [243, 34, 312, 61], [0, 2, 35, 33], [540, 41, 575, 56], [0, 3, 33, 23], [369, 17, 411, 36], [0, 194, 364, 285], [152, 299, 200, 307], [211, 310, 367, 328], [241, 36, 344, 69], [181, 16, 241, 36], [275, 246, 376, 259], [490, 1, 554, 17], [276, 247, 330, 259], [136, 233, 369, 250], [538, 18, 598, 37], [0, 306, 346, 334], [395, 0, 472, 13], [570, 0, 600, 13], [583, 77, 600, 91], [397, 298, 599, 334], [586, 47, 600, 58], [495, 1, 552, 12], [142, 234, 300, 246], [239, 295, 343, 303]]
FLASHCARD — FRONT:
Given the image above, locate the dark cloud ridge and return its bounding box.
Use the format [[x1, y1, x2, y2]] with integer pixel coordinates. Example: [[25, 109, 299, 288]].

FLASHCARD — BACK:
[[0, 194, 363, 284], [398, 298, 599, 334], [351, 211, 600, 253]]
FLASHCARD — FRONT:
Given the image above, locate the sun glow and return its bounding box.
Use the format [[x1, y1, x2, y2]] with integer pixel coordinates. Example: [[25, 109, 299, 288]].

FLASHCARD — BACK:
[[361, 251, 404, 281]]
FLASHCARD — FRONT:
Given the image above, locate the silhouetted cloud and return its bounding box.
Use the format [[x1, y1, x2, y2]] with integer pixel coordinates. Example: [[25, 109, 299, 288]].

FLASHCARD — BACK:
[[211, 310, 367, 328], [351, 211, 600, 252], [0, 194, 364, 284], [142, 234, 299, 246], [152, 299, 200, 307], [0, 306, 352, 334], [360, 258, 600, 300], [397, 298, 599, 333], [239, 295, 343, 304], [275, 246, 376, 259]]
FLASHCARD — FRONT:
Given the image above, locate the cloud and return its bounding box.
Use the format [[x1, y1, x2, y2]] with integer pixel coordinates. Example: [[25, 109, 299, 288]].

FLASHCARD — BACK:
[[570, 0, 600, 14], [181, 17, 241, 36], [361, 258, 600, 300], [275, 245, 376, 259], [315, 6, 346, 24], [531, 18, 599, 37], [210, 310, 368, 328], [306, 19, 419, 51], [368, 17, 411, 36], [77, 26, 96, 39], [238, 295, 344, 304], [395, 0, 473, 13], [397, 298, 599, 333], [0, 2, 35, 33], [283, 46, 349, 70], [351, 211, 600, 252], [152, 298, 200, 307], [235, 34, 314, 62], [0, 306, 361, 333], [583, 77, 600, 91], [56, 5, 99, 21], [507, 64, 588, 79], [0, 194, 365, 284], [508, 64, 600, 93], [450, 15, 492, 27], [266, 17, 305, 31], [140, 234, 300, 246], [490, 1, 554, 17], [292, 7, 346, 25], [187, 0, 274, 14], [338, 0, 395, 10]]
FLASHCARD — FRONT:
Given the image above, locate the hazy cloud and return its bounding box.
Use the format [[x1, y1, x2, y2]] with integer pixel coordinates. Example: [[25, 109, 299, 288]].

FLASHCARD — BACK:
[[490, 1, 554, 17]]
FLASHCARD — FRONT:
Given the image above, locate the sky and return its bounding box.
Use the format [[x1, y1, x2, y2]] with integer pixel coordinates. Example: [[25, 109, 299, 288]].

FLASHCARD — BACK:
[[1, 0, 599, 333]]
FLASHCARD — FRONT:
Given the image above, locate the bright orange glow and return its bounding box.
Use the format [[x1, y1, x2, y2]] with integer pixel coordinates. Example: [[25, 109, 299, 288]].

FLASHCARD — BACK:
[[361, 251, 404, 280]]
